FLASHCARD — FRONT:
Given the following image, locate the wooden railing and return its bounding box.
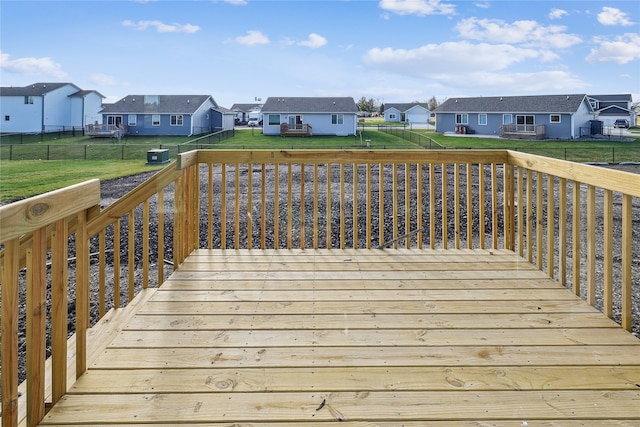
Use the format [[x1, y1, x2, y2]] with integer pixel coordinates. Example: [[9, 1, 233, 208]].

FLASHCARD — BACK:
[[0, 149, 638, 426]]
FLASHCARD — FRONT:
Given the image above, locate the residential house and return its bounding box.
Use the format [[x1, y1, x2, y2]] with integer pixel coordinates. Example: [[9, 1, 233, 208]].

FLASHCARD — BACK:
[[261, 97, 358, 136], [384, 102, 430, 124], [100, 95, 234, 136], [230, 103, 263, 125], [434, 94, 595, 139], [588, 94, 635, 127], [0, 82, 104, 133]]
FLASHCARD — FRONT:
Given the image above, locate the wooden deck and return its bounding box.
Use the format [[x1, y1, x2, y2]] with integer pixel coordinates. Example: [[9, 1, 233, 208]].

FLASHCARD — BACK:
[[40, 249, 640, 425]]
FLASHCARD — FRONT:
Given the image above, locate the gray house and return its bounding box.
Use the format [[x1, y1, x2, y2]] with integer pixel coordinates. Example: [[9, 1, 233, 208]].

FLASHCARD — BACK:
[[261, 97, 358, 136], [100, 95, 234, 136], [435, 94, 595, 139], [588, 94, 635, 127], [384, 103, 430, 124]]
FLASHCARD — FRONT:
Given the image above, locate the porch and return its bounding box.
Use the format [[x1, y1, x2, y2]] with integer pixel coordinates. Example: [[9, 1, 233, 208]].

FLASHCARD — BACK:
[[280, 122, 312, 136], [1, 149, 639, 425], [501, 124, 546, 140], [40, 248, 640, 424]]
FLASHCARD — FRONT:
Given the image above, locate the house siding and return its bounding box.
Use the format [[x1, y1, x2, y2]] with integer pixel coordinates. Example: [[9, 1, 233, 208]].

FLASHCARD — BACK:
[[42, 85, 79, 131], [0, 95, 43, 133], [262, 113, 357, 136]]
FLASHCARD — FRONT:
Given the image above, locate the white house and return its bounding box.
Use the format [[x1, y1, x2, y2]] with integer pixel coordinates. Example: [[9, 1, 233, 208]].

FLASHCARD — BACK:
[[384, 103, 430, 124], [0, 83, 104, 133], [261, 97, 358, 136]]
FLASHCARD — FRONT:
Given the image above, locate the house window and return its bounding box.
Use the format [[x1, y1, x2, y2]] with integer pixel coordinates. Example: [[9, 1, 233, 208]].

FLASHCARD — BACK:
[[170, 115, 183, 126], [268, 114, 280, 125], [550, 114, 561, 123], [332, 114, 344, 125], [455, 114, 468, 125], [152, 115, 161, 126], [4, 115, 10, 121], [503, 114, 513, 124], [389, 114, 397, 120], [145, 95, 160, 105], [24, 96, 34, 104], [478, 114, 487, 125], [128, 115, 137, 126]]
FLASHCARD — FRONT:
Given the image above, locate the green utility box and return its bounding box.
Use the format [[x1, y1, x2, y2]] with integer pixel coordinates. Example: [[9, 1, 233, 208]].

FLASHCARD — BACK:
[[146, 149, 170, 165]]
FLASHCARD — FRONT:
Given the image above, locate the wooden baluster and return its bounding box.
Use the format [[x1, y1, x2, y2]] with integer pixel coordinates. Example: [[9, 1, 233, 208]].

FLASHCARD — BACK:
[[99, 229, 106, 316], [143, 199, 149, 289], [430, 163, 436, 249], [478, 163, 485, 250], [340, 163, 345, 249], [262, 164, 267, 249], [2, 239, 20, 426], [454, 163, 460, 249], [603, 189, 613, 318], [587, 185, 596, 305], [467, 163, 473, 249], [288, 163, 293, 249], [558, 178, 567, 286], [313, 163, 319, 249], [208, 163, 213, 249], [248, 163, 253, 250], [353, 164, 358, 249], [442, 163, 448, 249], [158, 191, 165, 285], [572, 181, 581, 296], [51, 218, 69, 404], [26, 227, 46, 425], [621, 194, 633, 331], [300, 164, 305, 249], [417, 163, 423, 249], [547, 174, 555, 278]]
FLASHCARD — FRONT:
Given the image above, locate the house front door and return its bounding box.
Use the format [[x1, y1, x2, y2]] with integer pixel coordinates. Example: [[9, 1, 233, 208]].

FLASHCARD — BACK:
[[516, 115, 534, 132]]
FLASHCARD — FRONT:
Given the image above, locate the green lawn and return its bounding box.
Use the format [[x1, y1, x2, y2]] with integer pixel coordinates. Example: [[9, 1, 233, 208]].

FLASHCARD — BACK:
[[0, 161, 165, 203], [2, 128, 639, 202]]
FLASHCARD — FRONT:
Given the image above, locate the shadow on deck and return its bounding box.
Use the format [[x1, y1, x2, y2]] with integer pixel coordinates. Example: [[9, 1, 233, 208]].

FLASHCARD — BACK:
[[41, 249, 640, 425]]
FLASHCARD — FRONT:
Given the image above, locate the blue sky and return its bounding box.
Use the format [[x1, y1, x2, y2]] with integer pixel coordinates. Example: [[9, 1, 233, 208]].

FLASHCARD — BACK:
[[1, 0, 638, 108]]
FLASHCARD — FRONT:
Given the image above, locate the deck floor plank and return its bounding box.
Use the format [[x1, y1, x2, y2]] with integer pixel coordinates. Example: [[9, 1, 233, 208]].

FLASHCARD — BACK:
[[40, 249, 640, 425]]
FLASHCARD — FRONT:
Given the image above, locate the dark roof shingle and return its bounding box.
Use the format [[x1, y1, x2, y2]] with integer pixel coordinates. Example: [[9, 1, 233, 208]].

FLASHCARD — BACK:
[[262, 97, 357, 113]]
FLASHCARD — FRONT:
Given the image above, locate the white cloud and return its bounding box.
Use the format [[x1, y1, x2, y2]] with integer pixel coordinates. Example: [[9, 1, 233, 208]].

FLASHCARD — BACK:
[[89, 73, 118, 86], [297, 33, 328, 49], [235, 30, 270, 46], [122, 20, 199, 33], [597, 7, 634, 26], [549, 8, 568, 20], [455, 18, 581, 49], [378, 0, 456, 16], [364, 41, 542, 77], [223, 0, 247, 4], [0, 51, 67, 78], [474, 2, 491, 10], [442, 70, 589, 93], [586, 33, 640, 64]]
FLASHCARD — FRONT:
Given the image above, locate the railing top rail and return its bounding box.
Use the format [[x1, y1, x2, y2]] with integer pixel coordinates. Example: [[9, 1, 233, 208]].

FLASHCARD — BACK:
[[0, 179, 100, 242], [507, 150, 640, 197], [177, 149, 511, 170], [87, 161, 181, 236]]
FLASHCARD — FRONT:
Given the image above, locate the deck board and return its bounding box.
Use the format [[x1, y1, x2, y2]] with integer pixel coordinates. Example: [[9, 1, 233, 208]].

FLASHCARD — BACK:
[[40, 249, 640, 425]]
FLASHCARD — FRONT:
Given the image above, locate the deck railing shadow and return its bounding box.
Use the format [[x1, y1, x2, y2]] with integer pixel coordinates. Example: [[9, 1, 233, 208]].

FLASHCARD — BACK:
[[1, 149, 638, 426]]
